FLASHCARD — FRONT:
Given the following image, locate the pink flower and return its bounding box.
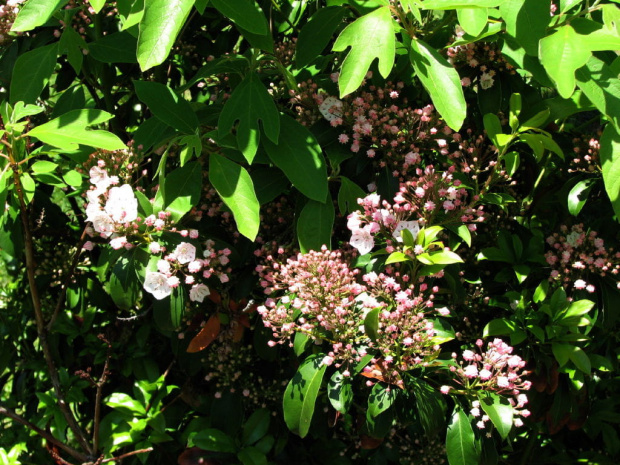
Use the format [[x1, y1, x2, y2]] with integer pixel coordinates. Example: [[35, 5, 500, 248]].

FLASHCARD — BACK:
[[350, 229, 374, 255], [173, 242, 196, 264], [143, 272, 172, 300], [189, 283, 210, 302], [440, 385, 451, 394]]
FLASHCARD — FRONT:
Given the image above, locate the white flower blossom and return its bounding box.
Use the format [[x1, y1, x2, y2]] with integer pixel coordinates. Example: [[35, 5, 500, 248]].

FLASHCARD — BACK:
[[318, 96, 343, 122], [90, 211, 115, 238], [105, 184, 138, 223], [173, 242, 196, 264], [189, 283, 210, 302], [143, 272, 172, 300], [350, 229, 374, 256], [392, 220, 420, 243]]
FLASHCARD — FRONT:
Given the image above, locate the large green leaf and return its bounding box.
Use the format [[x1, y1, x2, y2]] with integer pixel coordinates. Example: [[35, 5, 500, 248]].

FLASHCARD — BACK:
[[539, 25, 591, 98], [456, 7, 488, 37], [210, 0, 268, 35], [567, 178, 596, 216], [193, 428, 237, 453], [110, 250, 144, 310], [262, 114, 328, 202], [411, 379, 446, 436], [338, 176, 366, 214], [11, 0, 68, 32], [296, 7, 347, 68], [576, 56, 620, 130], [297, 193, 335, 253], [209, 154, 260, 240], [499, 0, 550, 56], [134, 80, 198, 134], [218, 72, 280, 163], [600, 124, 620, 221], [422, 0, 506, 8], [10, 43, 58, 104], [283, 354, 328, 438], [366, 382, 397, 438], [328, 372, 353, 414], [409, 38, 466, 131], [89, 31, 139, 63], [479, 393, 513, 440], [137, 0, 194, 71], [446, 408, 478, 465], [162, 161, 203, 221], [332, 6, 395, 97], [27, 109, 126, 151]]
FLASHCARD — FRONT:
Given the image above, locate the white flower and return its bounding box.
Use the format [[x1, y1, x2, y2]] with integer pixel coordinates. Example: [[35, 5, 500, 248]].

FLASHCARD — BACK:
[[392, 220, 420, 243], [189, 283, 210, 302], [173, 242, 196, 264], [157, 259, 171, 274], [143, 272, 172, 300], [350, 229, 374, 255], [105, 184, 138, 223], [90, 211, 115, 238], [480, 72, 494, 90], [89, 166, 111, 191], [318, 96, 343, 122], [149, 242, 162, 254], [109, 236, 127, 250]]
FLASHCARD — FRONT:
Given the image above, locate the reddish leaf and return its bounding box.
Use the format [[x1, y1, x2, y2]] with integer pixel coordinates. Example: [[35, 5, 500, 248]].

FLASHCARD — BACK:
[[208, 289, 222, 305], [187, 314, 221, 353], [360, 434, 383, 450], [178, 447, 221, 465]]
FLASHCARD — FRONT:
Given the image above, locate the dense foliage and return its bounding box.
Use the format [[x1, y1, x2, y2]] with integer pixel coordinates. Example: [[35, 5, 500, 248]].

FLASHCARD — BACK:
[[1, 0, 620, 464]]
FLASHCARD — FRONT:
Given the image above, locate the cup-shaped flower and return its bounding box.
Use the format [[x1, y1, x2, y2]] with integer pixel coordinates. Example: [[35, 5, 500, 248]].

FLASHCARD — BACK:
[[143, 271, 172, 300]]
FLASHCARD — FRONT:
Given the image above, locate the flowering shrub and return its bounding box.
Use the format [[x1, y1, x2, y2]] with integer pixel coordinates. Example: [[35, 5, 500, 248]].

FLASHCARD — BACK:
[[1, 1, 620, 465]]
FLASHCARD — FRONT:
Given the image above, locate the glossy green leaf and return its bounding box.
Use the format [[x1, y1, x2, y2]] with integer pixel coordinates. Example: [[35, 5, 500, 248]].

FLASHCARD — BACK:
[[251, 167, 289, 204], [90, 0, 106, 13], [59, 26, 86, 74], [137, 0, 194, 71], [332, 6, 395, 97], [457, 7, 488, 37], [238, 447, 267, 465], [134, 80, 198, 134], [162, 161, 202, 221], [600, 124, 620, 220], [296, 7, 347, 68], [569, 346, 591, 374], [193, 428, 237, 453], [328, 371, 353, 413], [576, 57, 620, 131], [479, 393, 513, 440], [11, 0, 68, 32], [446, 408, 478, 465], [499, 0, 550, 56], [110, 252, 141, 310], [89, 31, 138, 63], [62, 170, 83, 187], [31, 160, 58, 174], [483, 113, 503, 150], [385, 251, 409, 264], [105, 392, 146, 415], [422, 0, 505, 8], [10, 43, 58, 105], [297, 193, 335, 253], [210, 0, 268, 35], [242, 409, 270, 446], [338, 176, 365, 214], [568, 178, 596, 216], [263, 114, 327, 202], [410, 38, 466, 130], [366, 382, 397, 438], [209, 154, 260, 240], [364, 307, 380, 341], [28, 109, 125, 151], [219, 72, 280, 163], [483, 318, 516, 337], [283, 354, 328, 438], [539, 25, 591, 98], [411, 379, 446, 436]]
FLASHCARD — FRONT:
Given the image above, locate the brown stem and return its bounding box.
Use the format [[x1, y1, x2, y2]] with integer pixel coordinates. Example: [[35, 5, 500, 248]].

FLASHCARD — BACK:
[[9, 161, 93, 455], [93, 336, 113, 454], [0, 405, 88, 463], [99, 448, 154, 463], [47, 226, 89, 331]]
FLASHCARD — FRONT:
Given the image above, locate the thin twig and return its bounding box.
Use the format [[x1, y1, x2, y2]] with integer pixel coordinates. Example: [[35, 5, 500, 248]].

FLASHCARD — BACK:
[[93, 335, 113, 454], [47, 226, 90, 331], [99, 448, 154, 463], [0, 405, 88, 463]]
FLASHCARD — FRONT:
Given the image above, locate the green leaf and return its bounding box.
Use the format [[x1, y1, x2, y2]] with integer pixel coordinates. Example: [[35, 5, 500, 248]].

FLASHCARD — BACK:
[[562, 299, 595, 320], [483, 318, 516, 337], [338, 176, 365, 214], [59, 26, 86, 74], [11, 0, 68, 32], [263, 114, 328, 202], [424, 250, 464, 265], [134, 80, 198, 134], [137, 0, 194, 71], [422, 0, 506, 9], [569, 346, 591, 374], [90, 0, 106, 13], [457, 7, 488, 37], [209, 154, 260, 240], [297, 193, 335, 253], [328, 371, 353, 413], [31, 160, 58, 174], [446, 408, 478, 465], [539, 25, 591, 98], [479, 393, 513, 440], [193, 428, 237, 453], [62, 170, 83, 187], [169, 286, 185, 328], [409, 38, 466, 130], [105, 392, 146, 415], [600, 124, 620, 220], [251, 167, 289, 204], [10, 43, 58, 105], [162, 161, 202, 220], [218, 72, 280, 163], [296, 7, 347, 68], [568, 178, 596, 216], [576, 57, 620, 131], [366, 382, 397, 438], [364, 307, 380, 341], [28, 109, 125, 151], [210, 0, 268, 35], [283, 354, 328, 438], [242, 409, 271, 446], [332, 6, 395, 97], [385, 251, 409, 264], [89, 31, 139, 63], [293, 331, 311, 357], [411, 379, 446, 436], [238, 447, 267, 465], [483, 113, 503, 150], [110, 253, 141, 310], [551, 342, 572, 367], [499, 0, 550, 56]]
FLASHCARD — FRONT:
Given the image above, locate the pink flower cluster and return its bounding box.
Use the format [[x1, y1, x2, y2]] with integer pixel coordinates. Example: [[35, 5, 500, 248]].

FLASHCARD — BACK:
[[0, 0, 26, 46], [143, 239, 232, 301], [545, 224, 620, 293], [444, 338, 531, 429]]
